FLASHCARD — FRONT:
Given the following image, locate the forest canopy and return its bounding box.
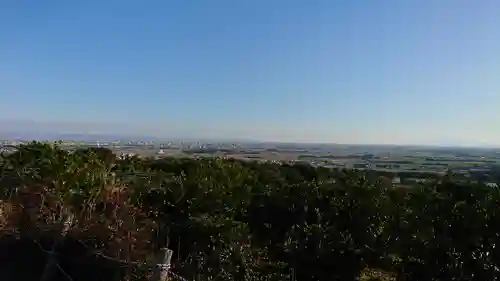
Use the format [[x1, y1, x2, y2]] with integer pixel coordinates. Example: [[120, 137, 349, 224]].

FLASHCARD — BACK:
[[0, 141, 499, 281]]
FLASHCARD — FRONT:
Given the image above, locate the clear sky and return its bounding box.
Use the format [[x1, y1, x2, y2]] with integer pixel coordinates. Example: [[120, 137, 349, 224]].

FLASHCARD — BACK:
[[1, 1, 499, 146]]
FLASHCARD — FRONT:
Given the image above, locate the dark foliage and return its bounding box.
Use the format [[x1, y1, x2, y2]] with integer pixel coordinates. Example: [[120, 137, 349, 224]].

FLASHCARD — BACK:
[[0, 142, 499, 281]]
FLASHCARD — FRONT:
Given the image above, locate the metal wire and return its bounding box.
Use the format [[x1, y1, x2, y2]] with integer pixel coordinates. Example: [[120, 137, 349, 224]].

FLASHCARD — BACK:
[[0, 233, 192, 281]]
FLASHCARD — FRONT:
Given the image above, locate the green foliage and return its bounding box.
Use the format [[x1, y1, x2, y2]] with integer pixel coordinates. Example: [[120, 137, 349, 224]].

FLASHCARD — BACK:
[[1, 142, 500, 281]]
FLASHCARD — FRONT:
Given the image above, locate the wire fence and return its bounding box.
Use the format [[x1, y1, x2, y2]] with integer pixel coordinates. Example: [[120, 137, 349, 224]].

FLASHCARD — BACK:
[[0, 144, 278, 281], [3, 234, 190, 281], [70, 240, 189, 281], [0, 144, 199, 281]]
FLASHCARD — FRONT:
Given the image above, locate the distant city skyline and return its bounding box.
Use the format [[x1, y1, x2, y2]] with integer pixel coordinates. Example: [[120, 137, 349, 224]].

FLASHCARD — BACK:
[[1, 1, 499, 146]]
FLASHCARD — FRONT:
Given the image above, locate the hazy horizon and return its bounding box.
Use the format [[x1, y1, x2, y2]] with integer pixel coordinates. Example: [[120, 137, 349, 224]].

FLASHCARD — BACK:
[[0, 119, 498, 149], [2, 1, 499, 146]]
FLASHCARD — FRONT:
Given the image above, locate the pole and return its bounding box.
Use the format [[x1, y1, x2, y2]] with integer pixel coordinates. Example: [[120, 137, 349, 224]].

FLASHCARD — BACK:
[[152, 248, 173, 281]]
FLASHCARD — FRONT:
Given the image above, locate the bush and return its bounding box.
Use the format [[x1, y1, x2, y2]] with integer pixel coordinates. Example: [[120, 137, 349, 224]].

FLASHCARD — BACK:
[[0, 142, 499, 280]]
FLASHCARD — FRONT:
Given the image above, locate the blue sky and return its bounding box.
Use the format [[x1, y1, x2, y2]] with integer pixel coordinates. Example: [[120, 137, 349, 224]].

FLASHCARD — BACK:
[[1, 1, 499, 145]]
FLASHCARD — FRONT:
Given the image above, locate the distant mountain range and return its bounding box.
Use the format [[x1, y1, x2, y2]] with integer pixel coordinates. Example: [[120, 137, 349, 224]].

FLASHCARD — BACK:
[[0, 131, 158, 142], [0, 131, 255, 144]]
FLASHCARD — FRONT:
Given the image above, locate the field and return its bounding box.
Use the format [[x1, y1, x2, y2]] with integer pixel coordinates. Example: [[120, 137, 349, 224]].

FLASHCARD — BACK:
[[100, 143, 500, 176], [8, 141, 499, 184]]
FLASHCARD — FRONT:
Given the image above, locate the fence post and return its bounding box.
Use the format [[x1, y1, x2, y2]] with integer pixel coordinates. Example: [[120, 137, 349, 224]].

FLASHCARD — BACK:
[[152, 248, 173, 281], [40, 213, 74, 281]]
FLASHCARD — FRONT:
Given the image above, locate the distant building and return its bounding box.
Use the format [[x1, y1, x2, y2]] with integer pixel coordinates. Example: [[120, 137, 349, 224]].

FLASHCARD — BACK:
[[353, 163, 369, 169], [361, 154, 374, 160]]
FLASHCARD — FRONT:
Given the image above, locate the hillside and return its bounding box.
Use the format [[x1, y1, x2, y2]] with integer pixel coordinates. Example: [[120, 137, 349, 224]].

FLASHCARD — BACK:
[[1, 142, 499, 281]]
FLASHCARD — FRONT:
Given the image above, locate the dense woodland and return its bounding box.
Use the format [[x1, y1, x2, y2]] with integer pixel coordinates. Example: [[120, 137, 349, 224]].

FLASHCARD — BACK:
[[1, 142, 500, 281]]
